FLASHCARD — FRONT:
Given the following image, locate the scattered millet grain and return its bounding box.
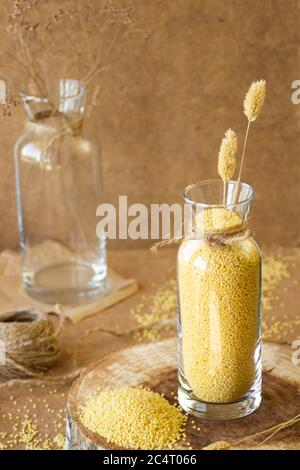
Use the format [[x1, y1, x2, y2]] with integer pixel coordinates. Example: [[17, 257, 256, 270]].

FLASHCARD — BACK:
[[0, 384, 66, 450], [132, 279, 176, 342], [262, 255, 290, 311], [53, 433, 65, 449], [79, 386, 186, 450], [178, 208, 261, 403], [261, 248, 300, 342]]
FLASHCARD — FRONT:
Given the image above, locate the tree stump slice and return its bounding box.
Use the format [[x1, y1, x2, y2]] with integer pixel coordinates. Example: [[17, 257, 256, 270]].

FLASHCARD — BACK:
[[67, 338, 300, 450]]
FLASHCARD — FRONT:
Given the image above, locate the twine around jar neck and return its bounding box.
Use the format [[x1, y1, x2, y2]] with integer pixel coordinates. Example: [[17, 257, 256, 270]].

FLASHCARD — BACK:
[[27, 109, 83, 135], [25, 111, 83, 168], [151, 223, 252, 253]]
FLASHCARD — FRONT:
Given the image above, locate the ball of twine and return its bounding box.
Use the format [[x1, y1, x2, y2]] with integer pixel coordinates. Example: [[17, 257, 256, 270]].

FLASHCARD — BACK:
[[0, 309, 64, 379]]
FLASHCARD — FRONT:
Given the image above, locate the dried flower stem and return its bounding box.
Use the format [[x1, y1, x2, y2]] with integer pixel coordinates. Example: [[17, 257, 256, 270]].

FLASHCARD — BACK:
[[217, 129, 237, 207], [233, 80, 266, 204], [233, 119, 251, 203], [202, 414, 300, 450], [223, 182, 227, 206], [232, 413, 300, 447], [254, 414, 300, 448], [1, 1, 135, 118]]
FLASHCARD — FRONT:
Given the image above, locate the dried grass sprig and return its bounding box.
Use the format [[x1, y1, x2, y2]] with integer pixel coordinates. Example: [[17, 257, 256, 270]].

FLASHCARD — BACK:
[[202, 412, 300, 450], [233, 413, 300, 448], [1, 0, 135, 119], [244, 79, 266, 122], [233, 80, 266, 203], [202, 441, 231, 450], [217, 128, 237, 206]]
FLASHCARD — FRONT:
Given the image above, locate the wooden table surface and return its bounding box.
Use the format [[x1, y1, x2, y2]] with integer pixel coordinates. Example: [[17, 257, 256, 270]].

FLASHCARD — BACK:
[[0, 247, 299, 450]]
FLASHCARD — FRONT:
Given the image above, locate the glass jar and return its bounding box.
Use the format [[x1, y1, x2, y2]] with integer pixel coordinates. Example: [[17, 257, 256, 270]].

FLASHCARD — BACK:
[[14, 79, 107, 304], [177, 180, 262, 420]]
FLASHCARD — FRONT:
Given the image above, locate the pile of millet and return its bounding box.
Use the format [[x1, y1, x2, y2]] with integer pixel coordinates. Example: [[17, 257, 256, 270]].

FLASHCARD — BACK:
[[80, 386, 187, 449], [178, 208, 261, 403]]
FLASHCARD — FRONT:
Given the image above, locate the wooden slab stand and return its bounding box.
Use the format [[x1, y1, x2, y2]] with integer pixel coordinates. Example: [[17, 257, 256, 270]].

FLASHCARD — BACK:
[[67, 339, 300, 450]]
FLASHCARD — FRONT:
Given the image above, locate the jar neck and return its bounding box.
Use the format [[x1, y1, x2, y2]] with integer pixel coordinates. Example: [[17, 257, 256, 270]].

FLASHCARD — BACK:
[[194, 206, 247, 235], [26, 111, 84, 137], [183, 180, 254, 238], [20, 79, 86, 134]]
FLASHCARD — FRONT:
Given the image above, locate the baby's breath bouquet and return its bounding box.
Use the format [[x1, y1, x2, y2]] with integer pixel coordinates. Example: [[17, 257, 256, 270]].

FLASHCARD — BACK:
[[1, 0, 135, 117]]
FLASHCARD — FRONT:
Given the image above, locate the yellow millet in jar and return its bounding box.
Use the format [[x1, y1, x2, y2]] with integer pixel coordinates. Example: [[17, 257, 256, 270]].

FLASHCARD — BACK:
[[178, 208, 261, 403]]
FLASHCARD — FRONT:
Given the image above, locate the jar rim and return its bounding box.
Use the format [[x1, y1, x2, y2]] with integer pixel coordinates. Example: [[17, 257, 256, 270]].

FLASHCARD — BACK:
[[183, 179, 255, 208], [20, 79, 87, 123]]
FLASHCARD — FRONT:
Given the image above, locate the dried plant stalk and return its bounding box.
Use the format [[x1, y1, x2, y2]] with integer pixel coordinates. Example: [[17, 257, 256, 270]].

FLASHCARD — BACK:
[[217, 128, 237, 206], [203, 413, 300, 450], [202, 441, 231, 450], [244, 79, 266, 122], [233, 80, 266, 203], [233, 413, 300, 448], [1, 0, 135, 118]]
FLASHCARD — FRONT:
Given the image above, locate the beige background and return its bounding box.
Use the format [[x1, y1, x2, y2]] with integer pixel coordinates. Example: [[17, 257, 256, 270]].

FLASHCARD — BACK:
[[0, 0, 299, 249]]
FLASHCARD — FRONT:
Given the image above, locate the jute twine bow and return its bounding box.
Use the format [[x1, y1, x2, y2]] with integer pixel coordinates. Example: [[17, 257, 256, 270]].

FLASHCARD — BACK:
[[26, 117, 76, 168], [0, 309, 64, 380], [151, 223, 252, 253]]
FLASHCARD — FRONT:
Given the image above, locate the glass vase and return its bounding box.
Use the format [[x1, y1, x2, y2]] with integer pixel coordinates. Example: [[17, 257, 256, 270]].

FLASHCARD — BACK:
[[14, 79, 107, 304], [177, 180, 262, 420]]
